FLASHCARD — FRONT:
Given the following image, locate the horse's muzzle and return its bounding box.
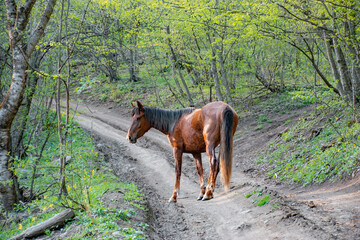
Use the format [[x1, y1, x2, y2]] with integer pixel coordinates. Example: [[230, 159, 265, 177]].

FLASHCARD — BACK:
[[127, 135, 137, 144]]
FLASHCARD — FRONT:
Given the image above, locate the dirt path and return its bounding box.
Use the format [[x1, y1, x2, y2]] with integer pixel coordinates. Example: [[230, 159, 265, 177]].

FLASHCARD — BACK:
[[72, 100, 359, 240]]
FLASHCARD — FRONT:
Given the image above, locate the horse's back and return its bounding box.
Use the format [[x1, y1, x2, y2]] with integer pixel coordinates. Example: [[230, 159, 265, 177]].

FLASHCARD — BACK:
[[171, 101, 238, 153], [201, 101, 237, 123]]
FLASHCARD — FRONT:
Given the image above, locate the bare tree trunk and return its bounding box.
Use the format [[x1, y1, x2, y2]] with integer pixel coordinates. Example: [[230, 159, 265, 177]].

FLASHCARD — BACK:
[[218, 52, 233, 105], [129, 34, 140, 82], [211, 54, 223, 101], [345, 6, 360, 101], [170, 55, 184, 96], [192, 62, 202, 85], [56, 0, 68, 198], [323, 31, 344, 96], [345, 22, 360, 100], [207, 33, 223, 102], [351, 63, 360, 100], [176, 64, 194, 105], [333, 37, 353, 101]]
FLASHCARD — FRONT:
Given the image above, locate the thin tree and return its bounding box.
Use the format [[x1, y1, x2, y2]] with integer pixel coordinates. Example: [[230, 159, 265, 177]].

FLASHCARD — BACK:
[[0, 0, 57, 211]]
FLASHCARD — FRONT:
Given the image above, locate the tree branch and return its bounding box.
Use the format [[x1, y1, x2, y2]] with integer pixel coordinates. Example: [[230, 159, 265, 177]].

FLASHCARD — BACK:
[[17, 0, 37, 31], [26, 0, 57, 57]]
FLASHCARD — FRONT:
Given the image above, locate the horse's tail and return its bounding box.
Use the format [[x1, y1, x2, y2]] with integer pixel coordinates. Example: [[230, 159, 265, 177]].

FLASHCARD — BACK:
[[219, 106, 234, 192]]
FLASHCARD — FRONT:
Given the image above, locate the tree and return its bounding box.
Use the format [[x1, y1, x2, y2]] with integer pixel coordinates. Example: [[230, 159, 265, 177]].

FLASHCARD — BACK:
[[248, 0, 360, 101], [0, 0, 57, 211]]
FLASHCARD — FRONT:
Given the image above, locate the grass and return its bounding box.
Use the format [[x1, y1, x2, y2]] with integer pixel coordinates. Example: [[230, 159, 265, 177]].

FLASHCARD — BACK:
[[245, 188, 271, 207], [251, 89, 312, 114], [1, 119, 148, 240], [258, 89, 360, 185]]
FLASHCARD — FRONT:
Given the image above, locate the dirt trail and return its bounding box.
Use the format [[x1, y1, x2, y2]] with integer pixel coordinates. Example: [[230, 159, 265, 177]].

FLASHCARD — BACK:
[[72, 100, 360, 240]]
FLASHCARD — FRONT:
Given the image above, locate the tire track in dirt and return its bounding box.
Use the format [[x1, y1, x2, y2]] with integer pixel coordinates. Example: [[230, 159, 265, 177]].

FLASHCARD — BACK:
[[71, 101, 334, 240]]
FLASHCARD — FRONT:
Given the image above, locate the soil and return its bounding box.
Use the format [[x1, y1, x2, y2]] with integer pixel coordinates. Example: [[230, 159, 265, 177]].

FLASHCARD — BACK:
[[65, 99, 360, 239]]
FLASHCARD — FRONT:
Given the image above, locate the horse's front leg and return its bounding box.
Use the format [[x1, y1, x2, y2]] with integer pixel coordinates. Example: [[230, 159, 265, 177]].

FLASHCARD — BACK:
[[192, 153, 205, 200], [169, 148, 183, 203]]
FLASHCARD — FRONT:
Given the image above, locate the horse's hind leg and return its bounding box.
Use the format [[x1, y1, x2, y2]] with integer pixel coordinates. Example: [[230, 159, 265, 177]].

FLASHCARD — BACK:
[[192, 153, 205, 200], [203, 143, 219, 200], [169, 148, 183, 203]]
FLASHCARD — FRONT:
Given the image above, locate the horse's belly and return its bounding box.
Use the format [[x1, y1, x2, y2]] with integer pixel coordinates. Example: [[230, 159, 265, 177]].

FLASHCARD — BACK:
[[183, 135, 206, 153]]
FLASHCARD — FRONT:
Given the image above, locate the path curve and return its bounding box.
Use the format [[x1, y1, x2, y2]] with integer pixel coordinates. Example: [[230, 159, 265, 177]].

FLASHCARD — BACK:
[[71, 100, 356, 239]]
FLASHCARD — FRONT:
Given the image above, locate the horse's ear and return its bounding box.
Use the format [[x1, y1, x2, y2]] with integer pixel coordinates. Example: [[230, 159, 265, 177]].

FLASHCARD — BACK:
[[131, 102, 135, 108], [136, 101, 144, 112]]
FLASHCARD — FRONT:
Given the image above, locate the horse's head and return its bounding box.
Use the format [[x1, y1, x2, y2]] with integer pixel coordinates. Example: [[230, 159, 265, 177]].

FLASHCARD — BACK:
[[127, 101, 151, 144]]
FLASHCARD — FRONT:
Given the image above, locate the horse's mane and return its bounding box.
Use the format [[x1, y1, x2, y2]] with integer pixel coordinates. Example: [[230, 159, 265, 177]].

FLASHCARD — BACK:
[[133, 106, 195, 133]]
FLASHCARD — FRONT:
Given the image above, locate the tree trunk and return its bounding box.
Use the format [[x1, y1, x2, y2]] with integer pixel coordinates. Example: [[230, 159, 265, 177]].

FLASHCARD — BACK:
[[323, 31, 344, 96], [176, 64, 194, 105], [345, 22, 360, 100], [333, 37, 353, 100], [211, 53, 223, 101], [129, 40, 140, 82], [11, 51, 42, 158], [11, 208, 75, 240], [0, 129, 17, 211], [345, 6, 360, 100], [218, 51, 233, 105], [166, 26, 193, 105], [207, 33, 223, 102], [0, 0, 57, 211], [9, 52, 43, 203]]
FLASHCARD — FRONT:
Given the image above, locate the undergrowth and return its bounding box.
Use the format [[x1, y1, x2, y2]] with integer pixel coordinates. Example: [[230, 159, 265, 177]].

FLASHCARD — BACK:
[[1, 119, 147, 240], [245, 188, 271, 207], [258, 88, 360, 185]]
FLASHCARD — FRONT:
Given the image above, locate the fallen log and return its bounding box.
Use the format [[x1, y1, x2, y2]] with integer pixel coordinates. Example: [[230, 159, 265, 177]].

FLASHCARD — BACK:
[[321, 141, 336, 152], [277, 127, 289, 138], [11, 208, 75, 240]]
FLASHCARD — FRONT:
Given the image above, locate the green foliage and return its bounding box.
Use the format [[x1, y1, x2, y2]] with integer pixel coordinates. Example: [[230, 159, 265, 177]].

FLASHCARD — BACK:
[[245, 188, 271, 207], [2, 119, 147, 240], [75, 76, 101, 94], [258, 114, 270, 123], [256, 124, 264, 131], [252, 91, 311, 114], [257, 195, 270, 207], [245, 189, 263, 198], [259, 89, 360, 185]]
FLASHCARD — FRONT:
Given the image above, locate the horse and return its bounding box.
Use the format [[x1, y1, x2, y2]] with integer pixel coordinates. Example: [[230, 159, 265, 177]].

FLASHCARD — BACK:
[[127, 101, 238, 202]]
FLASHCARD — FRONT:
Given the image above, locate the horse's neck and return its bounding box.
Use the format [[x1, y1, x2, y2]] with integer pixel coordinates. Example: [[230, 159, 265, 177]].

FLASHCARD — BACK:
[[145, 107, 193, 135]]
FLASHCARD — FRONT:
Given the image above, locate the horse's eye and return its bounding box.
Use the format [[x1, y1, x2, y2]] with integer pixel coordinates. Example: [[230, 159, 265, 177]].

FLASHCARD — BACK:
[[137, 117, 141, 121]]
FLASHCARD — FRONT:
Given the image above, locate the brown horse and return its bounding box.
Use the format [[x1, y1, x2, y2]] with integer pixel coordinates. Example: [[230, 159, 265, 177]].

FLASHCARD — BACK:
[[127, 101, 238, 202]]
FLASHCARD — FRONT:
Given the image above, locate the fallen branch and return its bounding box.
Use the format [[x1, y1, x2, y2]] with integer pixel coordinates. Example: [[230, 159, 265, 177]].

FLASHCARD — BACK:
[[277, 127, 289, 138], [321, 141, 336, 152], [11, 208, 75, 240]]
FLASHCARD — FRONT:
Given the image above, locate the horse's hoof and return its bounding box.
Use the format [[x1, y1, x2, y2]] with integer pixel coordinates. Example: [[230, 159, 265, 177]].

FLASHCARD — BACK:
[[168, 197, 177, 203], [197, 194, 204, 200], [202, 194, 213, 201]]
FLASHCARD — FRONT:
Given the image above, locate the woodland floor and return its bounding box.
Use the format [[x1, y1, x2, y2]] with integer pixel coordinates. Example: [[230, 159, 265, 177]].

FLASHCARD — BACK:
[[53, 98, 360, 240]]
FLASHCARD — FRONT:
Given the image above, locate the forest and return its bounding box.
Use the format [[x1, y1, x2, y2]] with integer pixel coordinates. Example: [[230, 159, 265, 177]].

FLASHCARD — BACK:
[[1, 0, 360, 239]]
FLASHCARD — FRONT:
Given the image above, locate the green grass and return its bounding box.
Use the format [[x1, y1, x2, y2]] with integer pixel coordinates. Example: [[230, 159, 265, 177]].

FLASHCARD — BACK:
[[258, 114, 272, 123], [1, 119, 148, 240], [251, 89, 312, 114], [258, 89, 360, 185], [245, 188, 271, 207]]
